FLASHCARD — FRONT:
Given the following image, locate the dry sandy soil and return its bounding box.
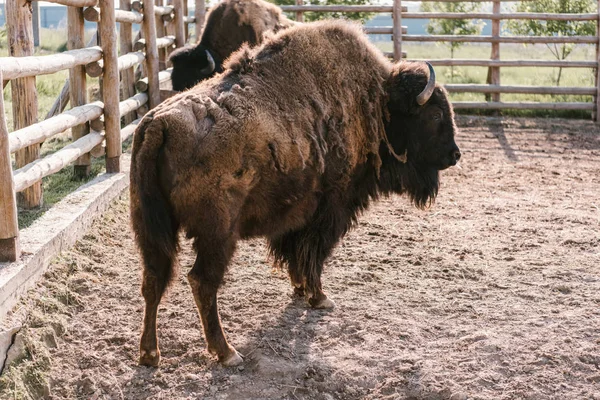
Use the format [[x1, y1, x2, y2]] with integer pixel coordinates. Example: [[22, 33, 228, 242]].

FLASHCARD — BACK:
[[1, 116, 599, 400]]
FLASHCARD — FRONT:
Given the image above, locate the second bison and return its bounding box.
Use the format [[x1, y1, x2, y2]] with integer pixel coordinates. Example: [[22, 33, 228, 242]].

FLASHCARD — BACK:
[[131, 20, 460, 367], [169, 0, 294, 91]]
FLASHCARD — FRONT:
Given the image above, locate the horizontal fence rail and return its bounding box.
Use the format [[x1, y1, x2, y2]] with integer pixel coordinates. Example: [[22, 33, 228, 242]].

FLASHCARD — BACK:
[[0, 0, 193, 261]]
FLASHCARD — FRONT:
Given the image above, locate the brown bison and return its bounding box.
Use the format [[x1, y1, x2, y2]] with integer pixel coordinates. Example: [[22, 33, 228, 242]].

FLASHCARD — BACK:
[[169, 0, 294, 91], [131, 20, 460, 367]]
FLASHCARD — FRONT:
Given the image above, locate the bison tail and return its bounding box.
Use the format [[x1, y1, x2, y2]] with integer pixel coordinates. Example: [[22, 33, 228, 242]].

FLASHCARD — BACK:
[[130, 115, 179, 286]]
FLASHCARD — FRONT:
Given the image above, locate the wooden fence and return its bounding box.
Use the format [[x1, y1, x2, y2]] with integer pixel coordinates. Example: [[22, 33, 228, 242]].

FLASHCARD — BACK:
[[1, 0, 599, 262], [0, 0, 205, 262], [285, 0, 600, 114]]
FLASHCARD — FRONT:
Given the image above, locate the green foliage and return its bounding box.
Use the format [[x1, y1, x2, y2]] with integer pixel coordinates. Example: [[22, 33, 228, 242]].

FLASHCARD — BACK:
[[421, 2, 485, 56], [268, 0, 373, 23], [508, 0, 597, 85]]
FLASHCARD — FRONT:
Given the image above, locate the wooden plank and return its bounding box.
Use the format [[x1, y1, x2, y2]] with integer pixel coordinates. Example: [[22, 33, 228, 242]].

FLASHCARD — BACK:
[[155, 0, 168, 70], [133, 35, 175, 52], [120, 0, 137, 125], [84, 7, 144, 24], [280, 5, 409, 12], [596, 0, 600, 122], [0, 69, 20, 262], [403, 35, 599, 44], [43, 0, 98, 7], [121, 118, 142, 142], [0, 47, 103, 80], [10, 102, 104, 153], [183, 0, 189, 42], [99, 0, 121, 173], [68, 6, 91, 178], [444, 84, 596, 95], [295, 0, 304, 23], [195, 0, 206, 42], [13, 132, 105, 193], [135, 68, 172, 92], [402, 12, 598, 21], [415, 59, 597, 68], [452, 101, 595, 110], [172, 0, 185, 49], [7, 0, 42, 209], [365, 27, 407, 35], [490, 0, 500, 103], [141, 0, 161, 108], [86, 51, 146, 78], [392, 0, 402, 62]]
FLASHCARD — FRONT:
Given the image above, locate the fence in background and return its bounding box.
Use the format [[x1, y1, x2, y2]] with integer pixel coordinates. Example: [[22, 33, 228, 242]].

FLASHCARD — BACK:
[[0, 0, 204, 262], [286, 0, 600, 114]]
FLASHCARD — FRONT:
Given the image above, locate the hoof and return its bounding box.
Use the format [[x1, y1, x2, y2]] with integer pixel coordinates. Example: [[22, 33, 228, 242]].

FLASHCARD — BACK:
[[309, 296, 335, 309], [139, 349, 160, 367], [220, 348, 244, 367]]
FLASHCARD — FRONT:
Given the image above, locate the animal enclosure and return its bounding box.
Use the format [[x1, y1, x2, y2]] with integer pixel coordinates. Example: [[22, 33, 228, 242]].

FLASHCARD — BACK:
[[0, 0, 204, 262], [1, 116, 599, 399]]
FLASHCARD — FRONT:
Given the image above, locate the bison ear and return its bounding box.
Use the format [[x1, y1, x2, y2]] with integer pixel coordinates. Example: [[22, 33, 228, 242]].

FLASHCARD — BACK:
[[387, 62, 436, 112]]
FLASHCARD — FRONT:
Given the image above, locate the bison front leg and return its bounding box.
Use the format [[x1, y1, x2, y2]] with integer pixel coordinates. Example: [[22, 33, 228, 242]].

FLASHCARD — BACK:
[[270, 229, 337, 309], [188, 236, 243, 366]]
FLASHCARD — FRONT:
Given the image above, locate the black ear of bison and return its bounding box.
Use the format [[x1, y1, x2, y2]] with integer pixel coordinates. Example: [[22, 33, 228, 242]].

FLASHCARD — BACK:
[[169, 45, 222, 91]]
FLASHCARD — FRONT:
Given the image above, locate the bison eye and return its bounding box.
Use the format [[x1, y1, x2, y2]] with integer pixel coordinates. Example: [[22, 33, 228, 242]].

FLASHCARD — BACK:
[[433, 111, 443, 122]]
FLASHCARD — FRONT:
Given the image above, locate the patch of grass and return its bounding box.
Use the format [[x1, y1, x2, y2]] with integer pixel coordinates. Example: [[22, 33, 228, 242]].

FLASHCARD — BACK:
[[18, 157, 106, 229]]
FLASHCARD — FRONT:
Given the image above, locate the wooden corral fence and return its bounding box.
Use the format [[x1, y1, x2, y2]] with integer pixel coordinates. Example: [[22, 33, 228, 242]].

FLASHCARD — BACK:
[[0, 0, 207, 262], [286, 0, 600, 115]]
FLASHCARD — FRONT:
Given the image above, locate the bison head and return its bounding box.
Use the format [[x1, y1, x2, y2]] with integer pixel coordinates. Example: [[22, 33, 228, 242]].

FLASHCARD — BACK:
[[381, 62, 460, 208], [169, 44, 222, 91]]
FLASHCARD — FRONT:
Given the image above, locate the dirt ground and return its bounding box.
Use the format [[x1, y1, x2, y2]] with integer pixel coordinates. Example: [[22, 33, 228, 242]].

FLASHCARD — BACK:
[[1, 116, 599, 400]]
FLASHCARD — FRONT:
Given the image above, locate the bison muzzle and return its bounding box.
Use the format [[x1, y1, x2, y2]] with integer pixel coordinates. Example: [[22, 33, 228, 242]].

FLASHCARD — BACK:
[[131, 20, 460, 367]]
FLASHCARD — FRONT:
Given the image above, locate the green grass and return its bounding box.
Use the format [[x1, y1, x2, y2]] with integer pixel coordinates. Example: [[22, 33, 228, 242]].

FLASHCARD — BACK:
[[377, 41, 597, 118]]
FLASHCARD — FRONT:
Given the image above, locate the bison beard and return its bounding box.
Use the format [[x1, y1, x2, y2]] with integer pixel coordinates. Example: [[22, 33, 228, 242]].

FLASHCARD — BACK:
[[131, 20, 460, 367]]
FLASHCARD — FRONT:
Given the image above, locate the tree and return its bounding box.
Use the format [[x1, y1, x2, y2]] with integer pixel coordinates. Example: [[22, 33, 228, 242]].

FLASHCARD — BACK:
[[508, 0, 597, 86], [268, 0, 373, 24], [421, 2, 485, 79]]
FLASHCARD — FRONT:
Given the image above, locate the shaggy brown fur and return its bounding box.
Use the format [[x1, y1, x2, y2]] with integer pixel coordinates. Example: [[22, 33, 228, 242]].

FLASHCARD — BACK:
[[170, 0, 294, 91], [131, 20, 460, 367]]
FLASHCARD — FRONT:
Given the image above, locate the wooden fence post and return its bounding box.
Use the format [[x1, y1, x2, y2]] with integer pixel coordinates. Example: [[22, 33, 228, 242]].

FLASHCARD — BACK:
[[173, 0, 185, 49], [595, 0, 600, 122], [195, 0, 205, 42], [32, 1, 40, 47], [0, 69, 20, 262], [491, 0, 501, 103], [143, 0, 161, 108], [120, 0, 137, 125], [98, 0, 122, 173], [183, 0, 189, 42], [392, 0, 402, 62], [156, 0, 167, 70], [68, 6, 91, 177], [295, 0, 304, 23], [7, 0, 42, 209]]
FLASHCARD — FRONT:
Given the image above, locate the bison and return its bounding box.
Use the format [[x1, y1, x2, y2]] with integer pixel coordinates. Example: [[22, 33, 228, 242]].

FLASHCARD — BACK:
[[169, 0, 294, 91], [131, 20, 461, 367]]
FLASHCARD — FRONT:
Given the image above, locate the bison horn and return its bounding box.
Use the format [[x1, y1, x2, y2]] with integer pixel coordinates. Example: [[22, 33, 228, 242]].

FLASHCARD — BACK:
[[416, 62, 436, 106], [200, 49, 216, 75]]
